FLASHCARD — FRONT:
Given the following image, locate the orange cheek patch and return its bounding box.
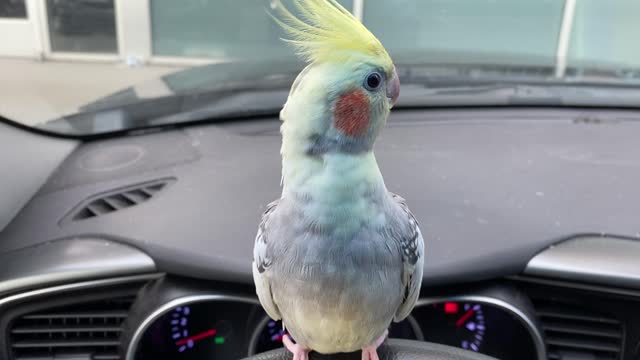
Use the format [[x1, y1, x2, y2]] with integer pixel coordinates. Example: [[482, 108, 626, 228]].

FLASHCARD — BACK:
[[334, 90, 370, 137]]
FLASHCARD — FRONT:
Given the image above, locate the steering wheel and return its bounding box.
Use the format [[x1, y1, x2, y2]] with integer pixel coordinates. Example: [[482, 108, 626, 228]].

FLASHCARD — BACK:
[[242, 339, 498, 360]]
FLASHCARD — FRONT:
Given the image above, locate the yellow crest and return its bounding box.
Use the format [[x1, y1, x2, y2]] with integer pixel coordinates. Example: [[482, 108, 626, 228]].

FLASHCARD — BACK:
[[271, 0, 393, 68]]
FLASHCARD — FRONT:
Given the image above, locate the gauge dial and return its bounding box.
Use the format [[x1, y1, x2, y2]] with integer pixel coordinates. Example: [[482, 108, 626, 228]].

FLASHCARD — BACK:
[[419, 302, 486, 352], [168, 305, 228, 353], [456, 303, 485, 351], [134, 301, 248, 360]]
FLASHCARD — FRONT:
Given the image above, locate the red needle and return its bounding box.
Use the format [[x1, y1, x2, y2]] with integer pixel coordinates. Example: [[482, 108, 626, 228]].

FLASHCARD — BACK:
[[176, 329, 217, 346], [456, 309, 475, 327]]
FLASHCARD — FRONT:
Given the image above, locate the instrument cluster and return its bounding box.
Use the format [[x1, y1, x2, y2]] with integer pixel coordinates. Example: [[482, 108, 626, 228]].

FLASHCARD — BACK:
[[129, 294, 541, 360]]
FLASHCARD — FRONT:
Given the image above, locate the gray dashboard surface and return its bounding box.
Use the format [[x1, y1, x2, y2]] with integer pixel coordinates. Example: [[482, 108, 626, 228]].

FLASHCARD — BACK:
[[0, 122, 77, 231], [2, 108, 640, 286]]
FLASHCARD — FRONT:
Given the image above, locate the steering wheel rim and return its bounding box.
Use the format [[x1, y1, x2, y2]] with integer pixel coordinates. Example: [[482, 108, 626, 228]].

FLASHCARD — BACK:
[[242, 339, 499, 360]]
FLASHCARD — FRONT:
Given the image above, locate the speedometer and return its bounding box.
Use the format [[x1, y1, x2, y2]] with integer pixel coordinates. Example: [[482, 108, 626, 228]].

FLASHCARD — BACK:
[[169, 306, 226, 353], [132, 300, 249, 360]]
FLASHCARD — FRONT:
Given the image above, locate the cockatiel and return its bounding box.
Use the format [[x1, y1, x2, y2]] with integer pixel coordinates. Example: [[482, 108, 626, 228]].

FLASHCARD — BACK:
[[253, 1, 424, 360]]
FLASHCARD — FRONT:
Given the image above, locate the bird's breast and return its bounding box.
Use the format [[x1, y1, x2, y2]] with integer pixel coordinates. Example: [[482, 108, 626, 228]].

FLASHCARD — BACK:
[[270, 226, 404, 353]]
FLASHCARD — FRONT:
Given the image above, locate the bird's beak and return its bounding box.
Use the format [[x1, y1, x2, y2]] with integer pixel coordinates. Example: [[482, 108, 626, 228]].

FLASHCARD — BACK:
[[386, 66, 400, 108]]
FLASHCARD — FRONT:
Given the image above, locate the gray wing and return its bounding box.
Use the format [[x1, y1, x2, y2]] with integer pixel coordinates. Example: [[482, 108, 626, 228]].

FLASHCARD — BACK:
[[252, 199, 282, 320], [390, 193, 425, 322]]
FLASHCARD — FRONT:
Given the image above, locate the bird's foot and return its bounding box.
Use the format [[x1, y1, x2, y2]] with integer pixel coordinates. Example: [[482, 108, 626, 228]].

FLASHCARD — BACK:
[[361, 329, 388, 360], [283, 334, 310, 360]]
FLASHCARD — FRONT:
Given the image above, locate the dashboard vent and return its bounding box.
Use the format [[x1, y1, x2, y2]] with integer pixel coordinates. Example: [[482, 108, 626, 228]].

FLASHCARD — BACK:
[[533, 299, 623, 360], [63, 178, 175, 223], [9, 296, 134, 360]]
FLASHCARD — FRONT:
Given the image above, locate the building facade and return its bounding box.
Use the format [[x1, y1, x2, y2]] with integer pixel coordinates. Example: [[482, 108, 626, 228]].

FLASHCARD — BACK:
[[0, 0, 639, 74]]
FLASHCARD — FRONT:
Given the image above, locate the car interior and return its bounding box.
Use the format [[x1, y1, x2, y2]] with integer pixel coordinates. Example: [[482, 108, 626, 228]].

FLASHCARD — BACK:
[[2, 99, 640, 360], [2, 1, 640, 360]]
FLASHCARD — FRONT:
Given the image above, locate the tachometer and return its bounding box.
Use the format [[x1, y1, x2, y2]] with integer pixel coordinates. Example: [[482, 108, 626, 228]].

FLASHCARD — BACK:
[[411, 298, 541, 360], [419, 302, 486, 352], [454, 303, 485, 351]]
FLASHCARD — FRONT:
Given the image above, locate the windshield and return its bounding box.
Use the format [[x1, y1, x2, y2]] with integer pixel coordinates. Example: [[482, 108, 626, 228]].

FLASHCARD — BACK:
[[2, 0, 640, 136]]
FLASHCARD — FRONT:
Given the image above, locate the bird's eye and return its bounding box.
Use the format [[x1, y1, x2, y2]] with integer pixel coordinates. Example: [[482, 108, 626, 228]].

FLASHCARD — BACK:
[[364, 72, 383, 91]]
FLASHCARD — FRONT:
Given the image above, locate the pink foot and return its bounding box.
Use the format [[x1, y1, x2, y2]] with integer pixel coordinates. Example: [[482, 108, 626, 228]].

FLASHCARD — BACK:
[[283, 334, 310, 360], [361, 329, 388, 360]]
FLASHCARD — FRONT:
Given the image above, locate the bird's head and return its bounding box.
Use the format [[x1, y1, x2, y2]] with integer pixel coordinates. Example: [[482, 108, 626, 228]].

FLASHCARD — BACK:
[[273, 0, 399, 155]]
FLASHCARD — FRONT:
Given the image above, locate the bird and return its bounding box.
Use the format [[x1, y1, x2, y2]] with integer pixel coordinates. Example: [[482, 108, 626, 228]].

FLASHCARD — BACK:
[[252, 1, 424, 360]]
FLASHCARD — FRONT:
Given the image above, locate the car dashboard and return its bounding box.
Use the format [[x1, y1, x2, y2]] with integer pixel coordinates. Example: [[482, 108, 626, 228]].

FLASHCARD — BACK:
[[3, 269, 639, 360], [2, 107, 640, 360]]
